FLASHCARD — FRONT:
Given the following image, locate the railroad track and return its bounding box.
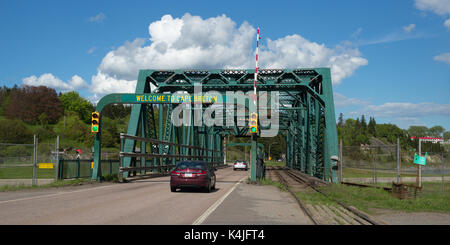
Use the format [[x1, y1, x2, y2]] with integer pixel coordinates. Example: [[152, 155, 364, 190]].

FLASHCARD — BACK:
[[266, 167, 383, 225]]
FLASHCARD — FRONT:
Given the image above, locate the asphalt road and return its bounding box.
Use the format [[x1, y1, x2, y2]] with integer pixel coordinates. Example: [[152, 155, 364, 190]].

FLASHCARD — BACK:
[[0, 167, 248, 225]]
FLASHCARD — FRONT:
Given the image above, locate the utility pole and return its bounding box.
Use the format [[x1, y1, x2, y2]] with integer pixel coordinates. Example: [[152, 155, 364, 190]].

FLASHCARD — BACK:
[[32, 135, 36, 186], [396, 137, 400, 184], [250, 133, 257, 181], [55, 135, 59, 181], [339, 139, 343, 183], [418, 138, 422, 188], [224, 135, 227, 166]]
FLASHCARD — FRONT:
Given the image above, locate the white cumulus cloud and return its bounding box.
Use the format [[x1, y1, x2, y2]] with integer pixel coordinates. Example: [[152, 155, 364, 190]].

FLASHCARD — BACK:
[[403, 24, 416, 33], [91, 13, 368, 98], [434, 52, 450, 64], [89, 12, 107, 23], [445, 18, 450, 31], [22, 73, 88, 91], [333, 93, 370, 108], [415, 0, 450, 15], [359, 102, 450, 118]]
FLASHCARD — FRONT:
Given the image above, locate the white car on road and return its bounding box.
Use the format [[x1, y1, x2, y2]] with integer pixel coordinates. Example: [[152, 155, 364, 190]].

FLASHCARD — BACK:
[[233, 160, 248, 171]]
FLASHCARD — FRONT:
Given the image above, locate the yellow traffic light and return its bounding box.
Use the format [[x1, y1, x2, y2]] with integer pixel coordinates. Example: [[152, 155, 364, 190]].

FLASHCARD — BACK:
[[249, 112, 258, 134], [91, 111, 99, 133]]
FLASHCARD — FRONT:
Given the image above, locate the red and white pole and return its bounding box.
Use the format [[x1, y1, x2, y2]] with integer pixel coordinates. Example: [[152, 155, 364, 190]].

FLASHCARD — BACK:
[[254, 27, 260, 106]]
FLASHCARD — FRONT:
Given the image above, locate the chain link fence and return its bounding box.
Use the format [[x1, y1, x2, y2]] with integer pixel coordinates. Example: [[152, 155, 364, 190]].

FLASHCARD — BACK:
[[339, 143, 449, 195], [0, 139, 56, 186], [0, 135, 121, 186]]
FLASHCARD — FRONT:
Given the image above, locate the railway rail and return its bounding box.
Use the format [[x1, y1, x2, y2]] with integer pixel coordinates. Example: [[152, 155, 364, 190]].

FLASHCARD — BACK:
[[266, 166, 384, 225]]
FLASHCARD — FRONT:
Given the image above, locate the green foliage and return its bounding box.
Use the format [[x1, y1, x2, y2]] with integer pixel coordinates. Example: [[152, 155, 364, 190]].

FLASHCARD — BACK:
[[34, 126, 55, 140], [38, 113, 49, 126], [102, 174, 119, 182], [60, 91, 94, 124], [338, 118, 370, 146], [101, 116, 120, 147], [102, 104, 132, 120], [321, 182, 450, 214], [0, 86, 12, 116], [0, 118, 33, 144], [368, 117, 376, 136], [0, 179, 91, 192], [444, 131, 450, 141], [0, 145, 30, 157], [337, 114, 413, 150], [429, 126, 445, 137], [407, 126, 428, 137], [54, 112, 92, 146]]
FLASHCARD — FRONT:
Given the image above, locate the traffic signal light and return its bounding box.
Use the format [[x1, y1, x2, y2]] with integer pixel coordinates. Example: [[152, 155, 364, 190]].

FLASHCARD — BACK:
[[249, 112, 258, 134], [91, 111, 99, 133]]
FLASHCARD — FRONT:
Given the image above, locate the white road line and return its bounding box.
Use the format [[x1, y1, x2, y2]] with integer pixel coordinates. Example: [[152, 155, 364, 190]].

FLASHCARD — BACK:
[[192, 175, 248, 225], [0, 184, 118, 205]]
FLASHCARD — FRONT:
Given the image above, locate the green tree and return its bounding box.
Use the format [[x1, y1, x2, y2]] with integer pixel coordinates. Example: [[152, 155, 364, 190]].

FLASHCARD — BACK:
[[54, 111, 91, 146], [101, 116, 120, 147], [407, 126, 428, 137], [60, 91, 94, 124], [0, 118, 33, 144], [368, 117, 376, 136], [102, 104, 132, 120], [38, 113, 49, 126], [360, 115, 367, 131], [428, 126, 445, 137], [0, 86, 12, 116], [444, 131, 450, 141]]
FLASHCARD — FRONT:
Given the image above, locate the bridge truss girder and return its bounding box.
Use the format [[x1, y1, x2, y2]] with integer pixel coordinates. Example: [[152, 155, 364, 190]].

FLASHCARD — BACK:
[[91, 68, 338, 183]]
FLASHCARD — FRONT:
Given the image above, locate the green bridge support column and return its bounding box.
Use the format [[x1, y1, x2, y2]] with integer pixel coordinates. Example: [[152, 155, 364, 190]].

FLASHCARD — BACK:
[[92, 124, 102, 180], [250, 134, 257, 181], [320, 68, 338, 183]]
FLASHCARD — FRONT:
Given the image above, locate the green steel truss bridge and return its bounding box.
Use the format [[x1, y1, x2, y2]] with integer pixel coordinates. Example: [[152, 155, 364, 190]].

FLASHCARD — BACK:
[[91, 68, 339, 183]]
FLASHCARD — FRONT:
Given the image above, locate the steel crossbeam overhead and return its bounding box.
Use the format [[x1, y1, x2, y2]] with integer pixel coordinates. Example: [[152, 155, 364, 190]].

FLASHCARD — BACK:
[[91, 68, 338, 183]]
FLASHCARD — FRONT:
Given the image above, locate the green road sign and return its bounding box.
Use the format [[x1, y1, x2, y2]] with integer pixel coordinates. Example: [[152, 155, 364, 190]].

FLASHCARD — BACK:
[[413, 152, 427, 165]]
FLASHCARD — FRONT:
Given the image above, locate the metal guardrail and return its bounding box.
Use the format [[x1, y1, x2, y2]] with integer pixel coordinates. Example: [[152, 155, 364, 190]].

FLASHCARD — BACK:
[[57, 159, 120, 179], [118, 134, 225, 181], [120, 133, 220, 153]]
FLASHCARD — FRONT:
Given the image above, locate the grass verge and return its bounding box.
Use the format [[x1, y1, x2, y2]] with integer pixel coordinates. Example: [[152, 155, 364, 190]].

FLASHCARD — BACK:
[[0, 167, 55, 179], [0, 178, 91, 192], [260, 174, 450, 214], [318, 182, 450, 214], [258, 177, 287, 191]]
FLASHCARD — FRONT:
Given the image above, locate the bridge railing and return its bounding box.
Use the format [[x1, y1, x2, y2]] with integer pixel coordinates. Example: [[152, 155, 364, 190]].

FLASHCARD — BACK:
[[57, 159, 120, 179], [119, 133, 225, 181]]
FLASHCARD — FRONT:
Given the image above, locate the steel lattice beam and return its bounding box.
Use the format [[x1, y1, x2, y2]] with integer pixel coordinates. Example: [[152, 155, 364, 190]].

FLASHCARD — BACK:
[[91, 68, 338, 183]]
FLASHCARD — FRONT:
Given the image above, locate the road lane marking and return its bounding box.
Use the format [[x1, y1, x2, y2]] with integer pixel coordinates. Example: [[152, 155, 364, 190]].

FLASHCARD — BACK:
[[192, 175, 248, 225], [0, 184, 118, 205]]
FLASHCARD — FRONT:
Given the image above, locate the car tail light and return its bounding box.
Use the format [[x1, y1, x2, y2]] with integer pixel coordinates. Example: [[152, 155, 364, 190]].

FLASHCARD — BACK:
[[196, 170, 207, 176], [171, 170, 181, 176]]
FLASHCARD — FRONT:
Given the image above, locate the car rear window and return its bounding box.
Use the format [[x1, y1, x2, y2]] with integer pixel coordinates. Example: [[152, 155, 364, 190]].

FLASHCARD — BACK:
[[176, 162, 206, 170]]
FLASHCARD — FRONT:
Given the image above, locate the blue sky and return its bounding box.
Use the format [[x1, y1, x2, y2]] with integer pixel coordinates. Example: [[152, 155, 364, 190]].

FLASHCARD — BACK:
[[1, 0, 449, 131]]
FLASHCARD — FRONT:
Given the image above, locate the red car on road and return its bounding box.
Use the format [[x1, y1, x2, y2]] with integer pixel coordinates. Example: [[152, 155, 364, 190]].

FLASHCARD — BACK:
[[170, 161, 216, 192]]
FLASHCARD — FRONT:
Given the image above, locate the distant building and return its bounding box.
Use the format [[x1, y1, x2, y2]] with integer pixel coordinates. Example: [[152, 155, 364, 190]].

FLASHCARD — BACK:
[[410, 136, 444, 144]]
